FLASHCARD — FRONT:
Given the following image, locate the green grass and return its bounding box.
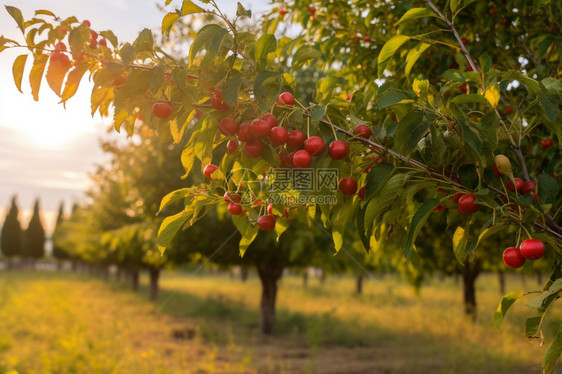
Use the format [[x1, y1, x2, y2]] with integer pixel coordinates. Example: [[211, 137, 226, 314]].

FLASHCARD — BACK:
[[0, 269, 560, 373]]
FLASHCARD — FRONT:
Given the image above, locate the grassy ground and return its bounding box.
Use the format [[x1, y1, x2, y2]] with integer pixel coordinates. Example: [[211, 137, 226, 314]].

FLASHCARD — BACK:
[[0, 269, 559, 374]]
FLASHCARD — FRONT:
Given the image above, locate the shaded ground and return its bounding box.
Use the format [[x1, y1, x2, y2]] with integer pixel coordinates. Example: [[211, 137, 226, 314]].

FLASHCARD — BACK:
[[0, 270, 558, 373]]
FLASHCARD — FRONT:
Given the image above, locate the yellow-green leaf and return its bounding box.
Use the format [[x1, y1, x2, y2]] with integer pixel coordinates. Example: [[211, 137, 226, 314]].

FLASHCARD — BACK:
[[29, 53, 48, 101], [377, 35, 410, 77], [61, 62, 89, 104], [157, 209, 193, 254], [484, 85, 500, 108], [161, 12, 180, 36], [405, 42, 431, 76], [181, 0, 204, 15], [12, 54, 27, 93], [5, 6, 24, 33], [450, 0, 458, 13], [396, 8, 435, 25]]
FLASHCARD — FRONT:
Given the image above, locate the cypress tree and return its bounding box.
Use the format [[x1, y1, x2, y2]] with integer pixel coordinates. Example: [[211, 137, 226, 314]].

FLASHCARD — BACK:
[[52, 201, 68, 260], [25, 198, 45, 259], [1, 195, 22, 258]]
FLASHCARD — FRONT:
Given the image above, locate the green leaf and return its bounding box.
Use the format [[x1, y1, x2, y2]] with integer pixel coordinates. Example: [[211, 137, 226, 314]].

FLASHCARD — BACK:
[[543, 324, 562, 374], [527, 279, 562, 311], [538, 173, 558, 204], [157, 209, 193, 254], [189, 24, 229, 65], [232, 215, 258, 257], [68, 26, 89, 55], [11, 54, 27, 93], [458, 123, 482, 154], [526, 316, 542, 338], [458, 164, 479, 190], [161, 13, 180, 36], [364, 163, 394, 202], [133, 28, 154, 57], [405, 42, 431, 76], [377, 90, 413, 108], [331, 203, 355, 252], [396, 8, 435, 25], [119, 44, 135, 64], [377, 35, 409, 77], [236, 2, 251, 18], [450, 0, 458, 13], [404, 199, 440, 260], [255, 34, 277, 61], [221, 75, 242, 108], [99, 31, 118, 48], [364, 173, 410, 230], [180, 138, 196, 177], [181, 0, 205, 15], [310, 105, 326, 121], [292, 45, 322, 70], [254, 70, 282, 112], [5, 6, 24, 33], [451, 94, 489, 106], [542, 78, 562, 92], [29, 53, 48, 101], [493, 291, 523, 328], [394, 112, 426, 155], [158, 188, 194, 214]]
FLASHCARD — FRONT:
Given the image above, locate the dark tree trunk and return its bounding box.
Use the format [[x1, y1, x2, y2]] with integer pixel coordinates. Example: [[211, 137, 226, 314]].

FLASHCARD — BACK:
[[131, 270, 139, 291], [302, 271, 308, 288], [356, 274, 364, 295], [149, 267, 160, 301], [240, 265, 249, 282], [498, 271, 506, 295], [462, 260, 481, 321], [256, 258, 285, 335], [71, 260, 77, 272]]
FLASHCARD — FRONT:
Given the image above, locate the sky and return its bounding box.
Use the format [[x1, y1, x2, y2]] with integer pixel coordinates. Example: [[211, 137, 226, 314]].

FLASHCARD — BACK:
[[0, 0, 271, 233]]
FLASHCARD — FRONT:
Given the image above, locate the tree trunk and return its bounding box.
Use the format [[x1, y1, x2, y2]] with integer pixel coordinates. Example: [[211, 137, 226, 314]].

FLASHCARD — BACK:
[[256, 257, 285, 335], [240, 265, 249, 282], [149, 267, 159, 301], [462, 260, 481, 321], [131, 270, 139, 291], [302, 271, 308, 288], [356, 273, 364, 295], [498, 271, 506, 295]]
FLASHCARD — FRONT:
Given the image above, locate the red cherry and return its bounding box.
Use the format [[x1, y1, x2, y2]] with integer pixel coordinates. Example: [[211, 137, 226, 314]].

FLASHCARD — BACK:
[[461, 37, 469, 45], [507, 178, 524, 193], [434, 204, 444, 212], [506, 106, 514, 115], [59, 25, 68, 35], [203, 164, 219, 180], [211, 89, 230, 111], [226, 139, 239, 153], [286, 130, 306, 150], [270, 126, 288, 146], [258, 215, 276, 231], [492, 164, 504, 178], [531, 192, 538, 202], [82, 20, 91, 27], [250, 119, 271, 138], [459, 84, 468, 93], [152, 102, 172, 119], [503, 247, 525, 268], [99, 38, 107, 47], [354, 124, 371, 139], [489, 8, 497, 15], [54, 42, 66, 52], [541, 138, 553, 149], [346, 95, 352, 101], [308, 6, 316, 14], [261, 113, 278, 129], [224, 192, 241, 203], [277, 92, 295, 105], [279, 9, 287, 16], [228, 203, 243, 215], [465, 65, 473, 72], [218, 117, 238, 136], [304, 136, 326, 155], [452, 192, 463, 203], [519, 239, 545, 260], [339, 177, 358, 195], [457, 194, 480, 215], [90, 29, 98, 41], [49, 52, 71, 69], [111, 74, 127, 87], [243, 139, 263, 158], [358, 185, 366, 201], [522, 181, 537, 195], [328, 140, 349, 160], [293, 150, 313, 168], [363, 36, 371, 43], [286, 152, 295, 168], [237, 123, 254, 142], [391, 116, 398, 122]]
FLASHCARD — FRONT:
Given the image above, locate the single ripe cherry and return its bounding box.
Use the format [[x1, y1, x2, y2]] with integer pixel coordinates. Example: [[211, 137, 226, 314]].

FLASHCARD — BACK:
[[228, 203, 243, 216], [250, 119, 271, 138], [152, 102, 172, 119], [210, 89, 230, 111], [286, 130, 306, 150], [506, 106, 514, 115], [243, 139, 263, 158], [354, 125, 371, 139], [277, 92, 295, 105], [502, 247, 525, 268], [521, 181, 537, 195], [519, 239, 545, 260], [258, 215, 276, 231], [203, 164, 219, 180], [541, 138, 553, 149], [457, 194, 480, 215], [329, 140, 349, 160], [237, 123, 254, 142], [270, 126, 288, 146], [358, 185, 366, 201], [339, 177, 358, 195], [82, 20, 91, 27], [218, 117, 238, 136], [507, 178, 524, 193], [224, 192, 241, 203], [293, 150, 313, 168], [261, 113, 278, 129], [304, 136, 326, 155], [452, 192, 463, 204], [279, 9, 287, 16], [226, 139, 239, 153]]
